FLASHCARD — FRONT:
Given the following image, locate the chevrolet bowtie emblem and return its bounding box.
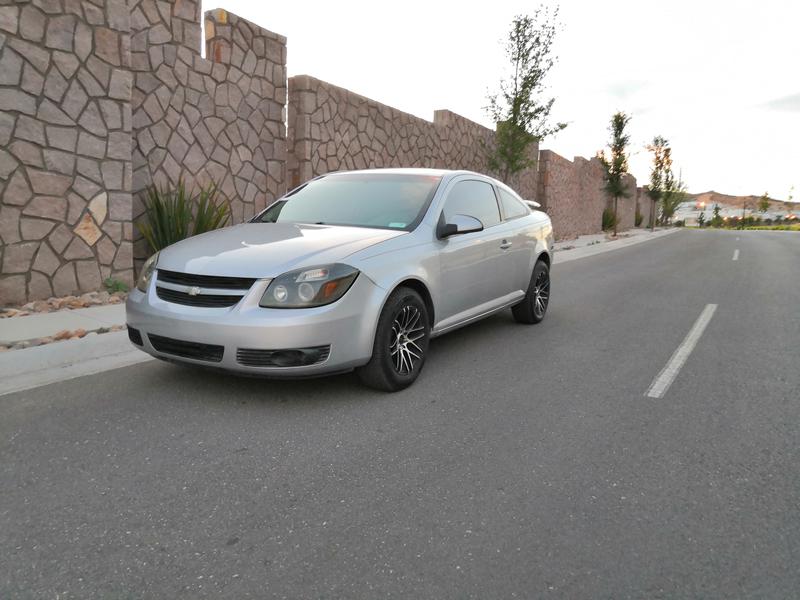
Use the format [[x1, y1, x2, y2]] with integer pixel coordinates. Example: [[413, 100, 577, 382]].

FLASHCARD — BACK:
[[188, 286, 201, 296]]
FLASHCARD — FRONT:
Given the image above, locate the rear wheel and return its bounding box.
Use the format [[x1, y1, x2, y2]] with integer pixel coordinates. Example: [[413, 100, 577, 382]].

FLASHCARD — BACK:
[[512, 260, 550, 324], [357, 287, 430, 392]]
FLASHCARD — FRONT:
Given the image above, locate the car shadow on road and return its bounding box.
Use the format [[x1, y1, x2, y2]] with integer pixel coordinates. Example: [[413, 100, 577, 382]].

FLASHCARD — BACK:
[[133, 309, 537, 408]]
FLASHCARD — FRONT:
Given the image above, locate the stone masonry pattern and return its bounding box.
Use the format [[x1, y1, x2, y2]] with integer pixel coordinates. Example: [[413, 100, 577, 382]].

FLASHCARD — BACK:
[[536, 150, 639, 239], [129, 2, 286, 269], [287, 75, 539, 202], [0, 0, 134, 306], [1, 0, 643, 306]]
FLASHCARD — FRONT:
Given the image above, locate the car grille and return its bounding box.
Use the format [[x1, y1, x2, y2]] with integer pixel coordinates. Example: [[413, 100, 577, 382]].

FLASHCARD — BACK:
[[236, 345, 331, 368], [156, 286, 244, 308], [157, 270, 256, 290], [148, 334, 224, 363]]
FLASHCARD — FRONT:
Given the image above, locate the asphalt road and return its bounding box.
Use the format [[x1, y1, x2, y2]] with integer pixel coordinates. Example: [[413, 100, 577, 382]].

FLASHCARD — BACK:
[[2, 229, 798, 599]]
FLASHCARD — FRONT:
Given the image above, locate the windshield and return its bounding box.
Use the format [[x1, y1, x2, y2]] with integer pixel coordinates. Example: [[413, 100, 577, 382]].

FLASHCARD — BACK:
[[255, 173, 442, 231]]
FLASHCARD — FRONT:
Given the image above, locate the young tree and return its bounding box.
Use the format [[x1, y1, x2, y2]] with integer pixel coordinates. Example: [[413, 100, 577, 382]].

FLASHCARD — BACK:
[[598, 112, 631, 237], [486, 8, 567, 182], [697, 211, 706, 227], [739, 198, 747, 229], [786, 186, 795, 215], [758, 192, 770, 213], [658, 148, 688, 225], [712, 203, 722, 227], [646, 136, 668, 231]]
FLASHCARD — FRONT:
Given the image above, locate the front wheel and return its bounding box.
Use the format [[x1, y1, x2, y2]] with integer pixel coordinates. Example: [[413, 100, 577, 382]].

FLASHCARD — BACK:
[[512, 260, 550, 324], [357, 287, 430, 392]]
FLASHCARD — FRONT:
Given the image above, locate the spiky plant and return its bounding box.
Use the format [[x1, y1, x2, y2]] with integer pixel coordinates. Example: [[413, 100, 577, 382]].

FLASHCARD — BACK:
[[138, 179, 230, 253]]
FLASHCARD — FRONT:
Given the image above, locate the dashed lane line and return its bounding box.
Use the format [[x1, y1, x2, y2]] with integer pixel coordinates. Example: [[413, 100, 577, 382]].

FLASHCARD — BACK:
[[646, 304, 718, 399]]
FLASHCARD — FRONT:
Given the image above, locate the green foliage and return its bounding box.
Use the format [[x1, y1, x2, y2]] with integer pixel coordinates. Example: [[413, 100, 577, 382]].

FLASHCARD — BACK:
[[635, 208, 643, 227], [137, 179, 230, 253], [598, 112, 631, 236], [697, 211, 706, 227], [193, 182, 230, 234], [646, 136, 668, 229], [486, 9, 567, 181], [602, 207, 618, 231], [103, 277, 129, 293], [674, 220, 685, 227], [758, 192, 770, 213], [744, 224, 800, 231], [488, 121, 539, 182], [658, 147, 688, 224]]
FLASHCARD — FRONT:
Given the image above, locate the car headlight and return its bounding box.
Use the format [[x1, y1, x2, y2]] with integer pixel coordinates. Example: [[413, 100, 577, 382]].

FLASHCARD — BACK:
[[136, 252, 159, 293], [260, 264, 359, 308]]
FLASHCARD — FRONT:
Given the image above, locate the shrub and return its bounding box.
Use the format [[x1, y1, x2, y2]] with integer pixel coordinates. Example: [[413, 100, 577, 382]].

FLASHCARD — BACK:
[[674, 219, 685, 227], [635, 209, 643, 227], [602, 208, 618, 231], [744, 224, 800, 231], [103, 277, 129, 293], [137, 179, 230, 252]]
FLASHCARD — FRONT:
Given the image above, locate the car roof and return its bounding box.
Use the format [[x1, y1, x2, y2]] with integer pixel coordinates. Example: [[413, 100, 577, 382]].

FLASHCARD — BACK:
[[321, 168, 529, 200], [326, 167, 487, 179]]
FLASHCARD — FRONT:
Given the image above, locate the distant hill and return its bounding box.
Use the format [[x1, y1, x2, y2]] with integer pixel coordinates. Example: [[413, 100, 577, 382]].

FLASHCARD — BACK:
[[688, 190, 796, 211]]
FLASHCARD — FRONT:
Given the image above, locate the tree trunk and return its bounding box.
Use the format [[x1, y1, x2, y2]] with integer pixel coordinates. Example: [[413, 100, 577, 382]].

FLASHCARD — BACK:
[[613, 197, 618, 237]]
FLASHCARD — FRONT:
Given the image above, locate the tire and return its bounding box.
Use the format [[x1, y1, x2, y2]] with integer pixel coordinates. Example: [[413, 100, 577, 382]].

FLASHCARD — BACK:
[[357, 287, 430, 392], [512, 260, 550, 324]]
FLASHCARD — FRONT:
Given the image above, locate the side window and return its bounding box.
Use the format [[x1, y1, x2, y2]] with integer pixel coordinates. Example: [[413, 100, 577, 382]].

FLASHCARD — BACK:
[[498, 188, 529, 220], [442, 180, 501, 228]]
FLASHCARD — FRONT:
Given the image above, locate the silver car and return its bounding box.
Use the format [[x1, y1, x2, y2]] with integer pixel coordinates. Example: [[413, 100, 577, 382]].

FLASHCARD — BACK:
[[126, 169, 554, 391]]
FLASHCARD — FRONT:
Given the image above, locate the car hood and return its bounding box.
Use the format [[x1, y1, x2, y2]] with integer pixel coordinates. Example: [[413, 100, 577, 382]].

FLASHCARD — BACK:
[[156, 222, 406, 278]]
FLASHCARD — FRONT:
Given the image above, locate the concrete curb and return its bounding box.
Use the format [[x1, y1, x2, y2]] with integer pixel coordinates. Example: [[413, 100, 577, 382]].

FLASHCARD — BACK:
[[0, 304, 126, 345], [0, 331, 152, 397], [554, 228, 680, 264]]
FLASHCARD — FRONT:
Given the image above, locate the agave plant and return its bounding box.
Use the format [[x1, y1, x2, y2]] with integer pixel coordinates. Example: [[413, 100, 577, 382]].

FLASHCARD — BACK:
[[137, 179, 231, 252]]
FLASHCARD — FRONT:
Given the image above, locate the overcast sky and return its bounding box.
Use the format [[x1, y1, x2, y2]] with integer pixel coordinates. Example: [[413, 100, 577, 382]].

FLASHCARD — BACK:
[[206, 0, 799, 199]]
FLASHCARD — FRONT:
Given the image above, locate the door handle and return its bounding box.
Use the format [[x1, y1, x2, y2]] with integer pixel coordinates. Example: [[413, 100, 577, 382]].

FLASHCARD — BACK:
[[500, 240, 512, 249]]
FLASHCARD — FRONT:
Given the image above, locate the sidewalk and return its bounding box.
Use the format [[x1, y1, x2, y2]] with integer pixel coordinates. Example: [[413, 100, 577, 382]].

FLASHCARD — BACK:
[[0, 304, 127, 345], [554, 227, 679, 264], [0, 302, 147, 397]]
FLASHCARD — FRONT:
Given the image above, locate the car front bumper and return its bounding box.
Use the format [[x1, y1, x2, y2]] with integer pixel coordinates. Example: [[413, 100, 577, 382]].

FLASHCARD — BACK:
[[126, 272, 384, 377]]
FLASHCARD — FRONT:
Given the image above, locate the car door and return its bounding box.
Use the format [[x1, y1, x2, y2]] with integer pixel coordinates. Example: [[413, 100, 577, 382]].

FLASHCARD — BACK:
[[435, 178, 507, 324], [496, 186, 538, 293]]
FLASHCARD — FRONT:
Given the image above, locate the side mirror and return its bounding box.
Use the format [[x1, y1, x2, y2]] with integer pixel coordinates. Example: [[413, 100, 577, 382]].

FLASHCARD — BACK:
[[524, 200, 541, 209], [437, 214, 484, 239]]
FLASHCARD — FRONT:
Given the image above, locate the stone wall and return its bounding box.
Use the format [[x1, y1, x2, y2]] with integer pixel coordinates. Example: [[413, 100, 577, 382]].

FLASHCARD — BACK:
[[537, 151, 607, 239], [536, 150, 641, 239], [636, 186, 653, 228], [129, 2, 286, 267], [614, 173, 638, 232], [0, 0, 134, 305], [287, 75, 538, 200], [1, 2, 649, 306]]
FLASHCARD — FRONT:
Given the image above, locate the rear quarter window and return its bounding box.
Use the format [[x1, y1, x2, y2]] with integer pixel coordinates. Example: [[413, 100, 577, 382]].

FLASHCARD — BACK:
[[498, 188, 529, 220]]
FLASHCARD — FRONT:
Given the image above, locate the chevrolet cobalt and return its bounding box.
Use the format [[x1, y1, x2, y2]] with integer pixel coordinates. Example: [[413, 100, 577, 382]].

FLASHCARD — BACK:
[[126, 169, 554, 391]]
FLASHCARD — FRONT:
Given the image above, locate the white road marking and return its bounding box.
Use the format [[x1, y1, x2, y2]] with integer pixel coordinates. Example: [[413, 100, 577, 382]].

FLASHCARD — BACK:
[[732, 249, 740, 261], [645, 304, 718, 399]]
